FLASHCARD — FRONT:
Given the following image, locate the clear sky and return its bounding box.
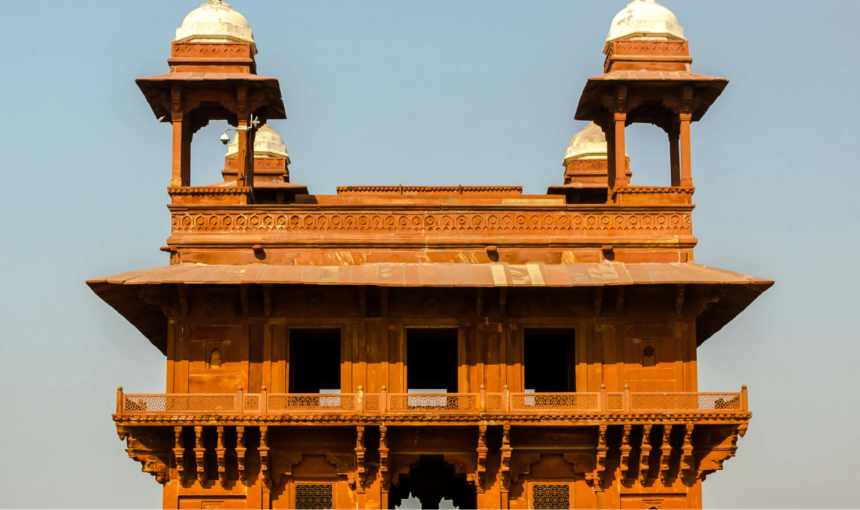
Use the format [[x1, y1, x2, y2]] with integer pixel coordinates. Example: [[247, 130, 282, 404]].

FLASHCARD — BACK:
[[1, 0, 858, 508]]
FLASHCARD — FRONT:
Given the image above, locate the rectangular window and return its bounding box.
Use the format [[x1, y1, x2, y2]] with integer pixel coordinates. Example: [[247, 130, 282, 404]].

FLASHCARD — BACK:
[[406, 328, 459, 393], [294, 483, 334, 510], [289, 329, 341, 394], [532, 484, 570, 510], [524, 329, 576, 393]]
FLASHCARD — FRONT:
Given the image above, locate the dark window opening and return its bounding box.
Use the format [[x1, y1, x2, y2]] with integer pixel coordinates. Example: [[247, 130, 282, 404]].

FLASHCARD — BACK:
[[290, 329, 341, 393], [524, 328, 576, 393], [407, 328, 458, 393], [388, 456, 476, 509]]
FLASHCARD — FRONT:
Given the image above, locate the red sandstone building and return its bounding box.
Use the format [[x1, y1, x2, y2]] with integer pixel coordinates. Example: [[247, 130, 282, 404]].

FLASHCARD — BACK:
[[89, 1, 772, 508]]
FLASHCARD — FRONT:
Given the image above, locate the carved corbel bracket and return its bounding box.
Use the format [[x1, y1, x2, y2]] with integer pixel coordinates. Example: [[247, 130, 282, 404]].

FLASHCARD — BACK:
[[675, 284, 686, 316], [659, 425, 674, 485], [510, 453, 541, 485], [616, 287, 626, 315], [240, 284, 250, 317], [216, 426, 227, 484], [194, 426, 207, 483], [139, 286, 178, 318], [391, 454, 422, 489], [694, 423, 746, 480], [358, 287, 367, 317], [594, 288, 604, 316], [354, 426, 366, 493], [126, 430, 171, 485], [259, 426, 270, 484], [681, 423, 695, 483], [596, 425, 608, 487], [173, 426, 185, 483], [379, 425, 390, 491], [476, 425, 488, 493], [236, 426, 248, 485], [271, 452, 302, 487], [620, 425, 633, 481], [262, 284, 273, 317], [177, 284, 189, 318], [500, 425, 512, 491], [640, 424, 654, 483], [685, 286, 729, 317]]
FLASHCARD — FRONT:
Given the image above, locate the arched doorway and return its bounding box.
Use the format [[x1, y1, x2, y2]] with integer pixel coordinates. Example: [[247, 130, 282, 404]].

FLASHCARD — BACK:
[[390, 456, 476, 509]]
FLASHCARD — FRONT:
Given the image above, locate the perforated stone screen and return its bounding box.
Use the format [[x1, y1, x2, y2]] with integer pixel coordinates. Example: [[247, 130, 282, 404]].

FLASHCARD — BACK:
[[532, 484, 570, 510], [295, 484, 333, 510]]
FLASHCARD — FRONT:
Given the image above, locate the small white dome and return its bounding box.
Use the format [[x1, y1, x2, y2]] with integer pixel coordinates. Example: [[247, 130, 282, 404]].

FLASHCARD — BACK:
[[564, 122, 608, 162], [175, 0, 256, 52], [226, 124, 290, 160], [605, 0, 685, 53]]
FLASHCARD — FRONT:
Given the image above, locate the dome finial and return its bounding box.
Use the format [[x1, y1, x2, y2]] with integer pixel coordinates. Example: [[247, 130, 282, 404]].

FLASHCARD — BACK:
[[175, 0, 256, 54], [604, 0, 685, 54]]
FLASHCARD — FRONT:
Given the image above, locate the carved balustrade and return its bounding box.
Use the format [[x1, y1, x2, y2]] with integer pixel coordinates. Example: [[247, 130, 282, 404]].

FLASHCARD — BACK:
[[167, 203, 695, 245], [116, 387, 748, 418]]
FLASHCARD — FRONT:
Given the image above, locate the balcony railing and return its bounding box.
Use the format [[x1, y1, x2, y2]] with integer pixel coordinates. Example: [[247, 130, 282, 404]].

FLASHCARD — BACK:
[[116, 385, 748, 417]]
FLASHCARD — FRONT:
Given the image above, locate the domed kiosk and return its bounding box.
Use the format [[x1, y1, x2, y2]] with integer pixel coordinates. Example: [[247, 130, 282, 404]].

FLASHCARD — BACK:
[[548, 122, 631, 203], [222, 124, 307, 201], [135, 0, 288, 200]]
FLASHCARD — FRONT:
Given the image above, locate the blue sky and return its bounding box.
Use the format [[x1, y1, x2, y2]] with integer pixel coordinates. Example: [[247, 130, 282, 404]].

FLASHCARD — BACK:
[[1, 1, 858, 507]]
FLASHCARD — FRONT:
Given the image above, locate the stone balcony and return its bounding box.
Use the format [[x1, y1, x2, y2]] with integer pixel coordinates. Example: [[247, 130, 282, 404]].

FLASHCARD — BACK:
[[114, 387, 749, 426]]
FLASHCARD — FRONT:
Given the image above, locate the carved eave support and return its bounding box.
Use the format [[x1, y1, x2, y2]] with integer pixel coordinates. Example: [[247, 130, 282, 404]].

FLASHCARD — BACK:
[[173, 426, 185, 483], [126, 430, 171, 485], [272, 453, 303, 487], [140, 286, 179, 319], [262, 284, 273, 317], [216, 426, 227, 484], [675, 284, 686, 316], [686, 286, 728, 316], [620, 425, 633, 481], [594, 288, 604, 316], [696, 425, 742, 481], [236, 426, 247, 485], [259, 426, 270, 484], [379, 425, 390, 493], [177, 284, 189, 317], [240, 284, 250, 317], [511, 453, 541, 485], [660, 425, 674, 485], [358, 287, 367, 317], [476, 425, 488, 493], [381, 287, 389, 316], [595, 424, 608, 488], [682, 423, 695, 482], [476, 289, 485, 317], [354, 426, 366, 493], [500, 425, 512, 509], [640, 424, 653, 483], [499, 288, 507, 317], [194, 426, 207, 483], [616, 287, 626, 315]]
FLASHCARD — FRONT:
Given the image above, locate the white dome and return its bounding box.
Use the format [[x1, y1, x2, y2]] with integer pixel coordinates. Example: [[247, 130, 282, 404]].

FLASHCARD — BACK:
[[226, 124, 290, 161], [564, 122, 608, 162], [175, 0, 256, 53], [605, 0, 685, 53]]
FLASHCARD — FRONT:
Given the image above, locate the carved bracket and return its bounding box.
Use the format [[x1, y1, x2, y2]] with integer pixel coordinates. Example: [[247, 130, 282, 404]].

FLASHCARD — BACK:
[[476, 425, 488, 493], [126, 430, 171, 485], [640, 424, 653, 483]]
